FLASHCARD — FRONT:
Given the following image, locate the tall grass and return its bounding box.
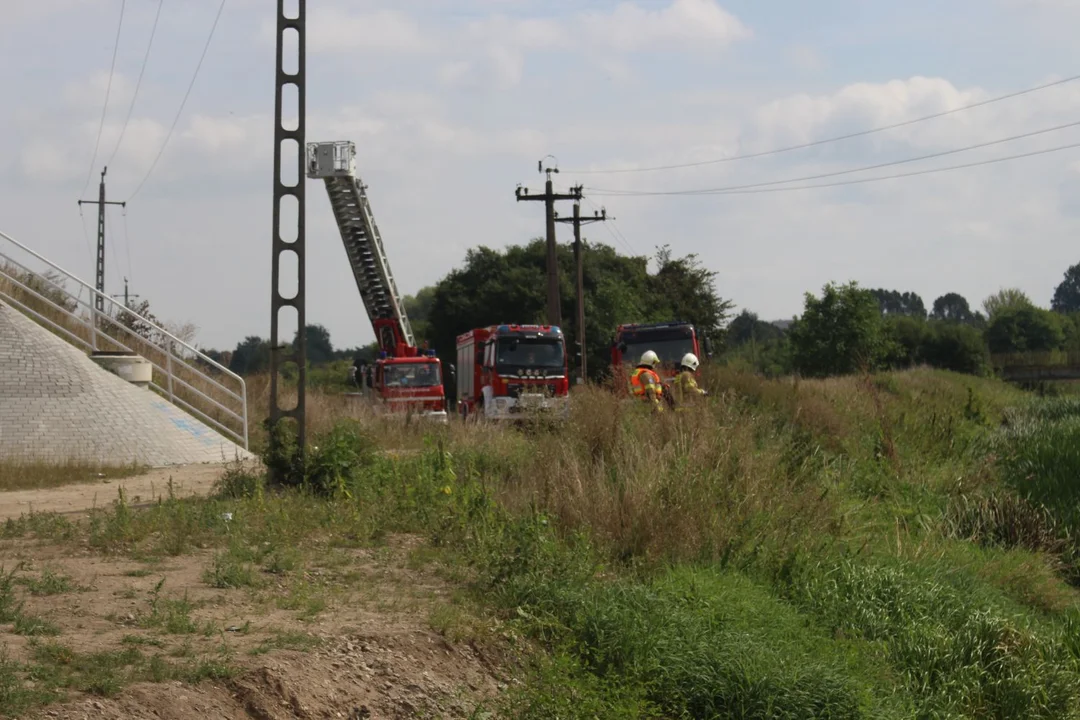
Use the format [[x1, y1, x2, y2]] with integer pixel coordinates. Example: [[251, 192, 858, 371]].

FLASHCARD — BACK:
[[6, 365, 1079, 718]]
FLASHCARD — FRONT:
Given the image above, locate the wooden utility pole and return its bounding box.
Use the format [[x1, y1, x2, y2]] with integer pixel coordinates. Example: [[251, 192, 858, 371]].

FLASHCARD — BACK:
[[78, 167, 126, 312], [515, 160, 582, 328], [556, 195, 607, 383]]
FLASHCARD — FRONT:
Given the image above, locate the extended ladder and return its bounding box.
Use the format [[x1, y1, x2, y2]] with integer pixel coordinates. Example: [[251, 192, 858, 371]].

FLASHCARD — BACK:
[[306, 141, 414, 353]]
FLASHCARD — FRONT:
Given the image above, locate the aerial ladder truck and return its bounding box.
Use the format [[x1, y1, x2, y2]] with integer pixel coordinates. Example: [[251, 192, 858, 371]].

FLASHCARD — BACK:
[[306, 141, 448, 422]]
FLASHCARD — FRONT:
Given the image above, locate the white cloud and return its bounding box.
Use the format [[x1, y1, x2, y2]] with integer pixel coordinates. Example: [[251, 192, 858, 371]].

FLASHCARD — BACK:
[[307, 7, 429, 53], [62, 71, 134, 111], [582, 0, 750, 52], [748, 75, 1080, 156], [789, 45, 825, 73], [304, 1, 749, 90]]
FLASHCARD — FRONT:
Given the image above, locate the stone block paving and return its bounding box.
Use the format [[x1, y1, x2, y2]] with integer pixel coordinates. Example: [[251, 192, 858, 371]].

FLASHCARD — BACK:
[[0, 302, 254, 467]]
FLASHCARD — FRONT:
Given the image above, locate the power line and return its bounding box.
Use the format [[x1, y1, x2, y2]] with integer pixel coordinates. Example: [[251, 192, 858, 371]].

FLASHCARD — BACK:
[[105, 0, 164, 170], [126, 0, 227, 202], [584, 196, 635, 254], [587, 118, 1080, 196], [566, 72, 1080, 175], [79, 0, 127, 200], [588, 140, 1080, 197]]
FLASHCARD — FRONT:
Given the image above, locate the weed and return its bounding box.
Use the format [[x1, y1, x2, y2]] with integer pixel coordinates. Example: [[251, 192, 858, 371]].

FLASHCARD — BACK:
[[13, 614, 60, 636], [203, 549, 261, 589], [213, 460, 265, 499], [19, 567, 77, 596], [139, 580, 200, 635], [0, 564, 22, 622], [121, 634, 164, 648], [248, 630, 322, 655]]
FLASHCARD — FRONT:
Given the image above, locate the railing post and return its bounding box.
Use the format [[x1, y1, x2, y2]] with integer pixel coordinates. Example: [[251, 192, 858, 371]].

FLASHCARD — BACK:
[[166, 345, 175, 403], [241, 379, 249, 450], [90, 303, 98, 351]]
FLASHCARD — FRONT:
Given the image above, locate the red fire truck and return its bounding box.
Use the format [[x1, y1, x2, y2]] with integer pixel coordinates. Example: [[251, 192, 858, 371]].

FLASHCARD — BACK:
[[610, 321, 711, 389], [456, 324, 570, 421], [308, 140, 447, 422]]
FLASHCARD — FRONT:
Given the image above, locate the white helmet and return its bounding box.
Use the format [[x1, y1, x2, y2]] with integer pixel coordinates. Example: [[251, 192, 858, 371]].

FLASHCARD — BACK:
[[681, 353, 699, 372], [639, 350, 660, 368]]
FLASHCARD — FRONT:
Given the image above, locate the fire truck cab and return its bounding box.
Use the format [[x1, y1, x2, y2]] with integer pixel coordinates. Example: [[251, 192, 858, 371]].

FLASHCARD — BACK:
[[611, 321, 711, 387], [456, 324, 570, 421], [363, 350, 448, 422]]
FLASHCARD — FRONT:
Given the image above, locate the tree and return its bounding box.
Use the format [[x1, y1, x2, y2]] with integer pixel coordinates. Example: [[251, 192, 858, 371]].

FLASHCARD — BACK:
[[1051, 263, 1080, 313], [427, 239, 731, 381], [921, 323, 989, 375], [647, 245, 734, 342], [985, 305, 1064, 354], [228, 335, 271, 375], [982, 288, 1032, 319], [403, 286, 436, 345], [871, 289, 927, 318], [789, 281, 890, 377], [882, 315, 931, 368], [294, 324, 334, 365], [115, 298, 160, 343], [931, 293, 978, 324], [726, 310, 784, 347]]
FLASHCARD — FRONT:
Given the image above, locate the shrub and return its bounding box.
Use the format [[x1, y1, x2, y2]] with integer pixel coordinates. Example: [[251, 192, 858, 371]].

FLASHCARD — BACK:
[[790, 282, 890, 377]]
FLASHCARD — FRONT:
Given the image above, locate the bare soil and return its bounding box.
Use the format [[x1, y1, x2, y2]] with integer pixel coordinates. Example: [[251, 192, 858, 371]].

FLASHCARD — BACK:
[[0, 464, 229, 521], [1, 467, 511, 720]]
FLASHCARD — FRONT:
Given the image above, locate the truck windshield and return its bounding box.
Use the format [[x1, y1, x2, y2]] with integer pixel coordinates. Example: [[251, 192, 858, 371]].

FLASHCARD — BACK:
[[496, 338, 564, 370], [621, 337, 695, 367], [383, 362, 441, 387]]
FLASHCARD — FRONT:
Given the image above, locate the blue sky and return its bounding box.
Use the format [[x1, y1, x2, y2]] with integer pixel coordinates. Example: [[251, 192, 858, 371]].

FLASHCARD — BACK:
[[2, 0, 1080, 350]]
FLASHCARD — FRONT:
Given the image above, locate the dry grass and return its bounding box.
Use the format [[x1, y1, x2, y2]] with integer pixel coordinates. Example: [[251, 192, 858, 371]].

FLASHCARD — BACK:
[[0, 460, 143, 491]]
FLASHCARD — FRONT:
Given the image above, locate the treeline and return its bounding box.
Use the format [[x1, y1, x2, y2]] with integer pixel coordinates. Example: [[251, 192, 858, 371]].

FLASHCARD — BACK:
[[203, 325, 378, 376], [204, 240, 1080, 383], [729, 264, 1080, 378], [205, 239, 731, 381]]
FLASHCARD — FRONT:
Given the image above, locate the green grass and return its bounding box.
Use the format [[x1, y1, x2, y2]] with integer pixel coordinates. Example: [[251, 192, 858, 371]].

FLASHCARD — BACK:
[[248, 630, 322, 656], [3, 367, 1080, 719], [23, 641, 235, 700], [18, 567, 78, 596]]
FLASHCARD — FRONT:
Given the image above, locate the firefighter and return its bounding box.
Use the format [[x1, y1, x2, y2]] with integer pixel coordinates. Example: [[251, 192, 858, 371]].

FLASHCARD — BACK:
[[672, 352, 707, 411], [629, 350, 665, 412]]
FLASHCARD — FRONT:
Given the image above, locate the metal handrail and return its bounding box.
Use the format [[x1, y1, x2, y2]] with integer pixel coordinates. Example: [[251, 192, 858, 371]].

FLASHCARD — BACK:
[[0, 229, 249, 449], [0, 268, 248, 448]]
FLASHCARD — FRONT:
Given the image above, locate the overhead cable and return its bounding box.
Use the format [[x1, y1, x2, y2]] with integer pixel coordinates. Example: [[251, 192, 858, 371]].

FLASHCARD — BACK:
[[566, 72, 1080, 175]]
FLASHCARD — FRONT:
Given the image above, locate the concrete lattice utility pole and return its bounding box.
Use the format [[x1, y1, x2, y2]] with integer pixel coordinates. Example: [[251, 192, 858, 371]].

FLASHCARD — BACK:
[[78, 167, 126, 312]]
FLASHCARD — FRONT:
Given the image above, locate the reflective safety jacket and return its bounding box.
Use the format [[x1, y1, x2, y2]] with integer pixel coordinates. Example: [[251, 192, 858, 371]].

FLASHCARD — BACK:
[[629, 366, 664, 411]]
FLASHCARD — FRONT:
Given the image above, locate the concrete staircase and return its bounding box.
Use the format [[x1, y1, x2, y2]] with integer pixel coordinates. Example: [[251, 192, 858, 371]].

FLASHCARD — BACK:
[[0, 229, 250, 464]]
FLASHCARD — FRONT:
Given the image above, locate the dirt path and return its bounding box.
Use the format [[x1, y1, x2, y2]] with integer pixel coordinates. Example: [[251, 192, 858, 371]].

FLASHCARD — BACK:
[[0, 463, 233, 520], [1, 535, 505, 719]]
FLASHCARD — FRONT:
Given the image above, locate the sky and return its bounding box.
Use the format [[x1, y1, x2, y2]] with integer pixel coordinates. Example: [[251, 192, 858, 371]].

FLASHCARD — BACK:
[[3, 0, 1080, 350]]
